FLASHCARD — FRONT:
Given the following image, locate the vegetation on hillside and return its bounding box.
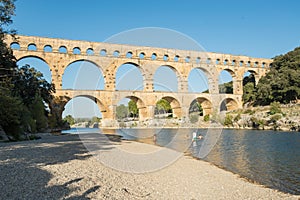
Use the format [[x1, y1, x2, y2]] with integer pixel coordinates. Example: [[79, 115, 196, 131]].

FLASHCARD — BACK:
[[254, 47, 300, 105], [238, 47, 300, 106]]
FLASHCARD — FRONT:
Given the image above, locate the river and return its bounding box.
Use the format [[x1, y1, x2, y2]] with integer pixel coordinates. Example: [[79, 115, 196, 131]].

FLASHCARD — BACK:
[[62, 128, 300, 195]]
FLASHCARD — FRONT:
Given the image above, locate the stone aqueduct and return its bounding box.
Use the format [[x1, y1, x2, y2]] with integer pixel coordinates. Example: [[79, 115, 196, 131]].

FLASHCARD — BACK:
[[5, 35, 272, 126]]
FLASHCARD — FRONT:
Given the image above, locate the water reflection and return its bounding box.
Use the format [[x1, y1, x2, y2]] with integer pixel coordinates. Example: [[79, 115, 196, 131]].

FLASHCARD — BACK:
[[117, 128, 300, 194], [63, 128, 300, 195], [203, 129, 300, 195]]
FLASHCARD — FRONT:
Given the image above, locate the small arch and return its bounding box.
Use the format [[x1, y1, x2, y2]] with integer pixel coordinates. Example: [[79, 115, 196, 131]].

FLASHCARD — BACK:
[[239, 60, 244, 67], [100, 49, 107, 56], [196, 57, 201, 64], [163, 54, 169, 61], [44, 45, 52, 52], [86, 48, 94, 56], [139, 52, 145, 59], [262, 62, 266, 68], [220, 98, 238, 112], [10, 42, 20, 50], [151, 53, 157, 60], [247, 61, 251, 67], [185, 56, 190, 63], [224, 59, 228, 65], [254, 61, 259, 67], [174, 55, 179, 62], [216, 58, 220, 65], [232, 60, 236, 66], [28, 43, 37, 51], [113, 50, 120, 57], [59, 46, 67, 53], [126, 51, 133, 58], [73, 47, 81, 55], [206, 58, 211, 64]]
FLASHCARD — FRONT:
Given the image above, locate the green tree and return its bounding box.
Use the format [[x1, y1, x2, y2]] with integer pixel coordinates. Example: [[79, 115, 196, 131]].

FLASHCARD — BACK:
[[128, 100, 138, 117], [63, 115, 75, 126], [156, 99, 171, 114], [242, 74, 256, 104], [255, 47, 300, 105], [219, 81, 233, 94], [29, 95, 48, 131], [116, 104, 128, 119], [91, 116, 101, 124], [0, 88, 23, 138], [0, 0, 17, 84], [13, 65, 55, 106], [243, 82, 256, 103]]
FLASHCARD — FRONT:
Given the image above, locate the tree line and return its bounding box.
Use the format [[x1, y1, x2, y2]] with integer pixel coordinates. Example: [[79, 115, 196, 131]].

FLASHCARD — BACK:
[[0, 0, 64, 140]]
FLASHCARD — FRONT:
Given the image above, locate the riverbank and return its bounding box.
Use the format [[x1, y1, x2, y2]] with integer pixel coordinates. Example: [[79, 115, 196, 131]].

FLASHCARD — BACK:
[[0, 133, 298, 199]]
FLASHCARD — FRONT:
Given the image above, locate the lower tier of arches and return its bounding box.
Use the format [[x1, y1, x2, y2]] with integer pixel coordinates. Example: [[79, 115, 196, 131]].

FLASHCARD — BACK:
[[53, 89, 242, 127]]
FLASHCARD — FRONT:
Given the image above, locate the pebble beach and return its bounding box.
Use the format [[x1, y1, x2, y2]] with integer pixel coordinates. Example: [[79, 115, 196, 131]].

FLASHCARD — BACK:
[[0, 133, 299, 200]]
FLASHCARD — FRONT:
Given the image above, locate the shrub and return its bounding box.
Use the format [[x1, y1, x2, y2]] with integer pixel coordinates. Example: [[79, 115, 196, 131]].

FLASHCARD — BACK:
[[204, 114, 210, 122], [234, 113, 241, 122], [269, 102, 282, 115], [243, 109, 255, 115], [224, 114, 233, 126], [270, 113, 282, 122]]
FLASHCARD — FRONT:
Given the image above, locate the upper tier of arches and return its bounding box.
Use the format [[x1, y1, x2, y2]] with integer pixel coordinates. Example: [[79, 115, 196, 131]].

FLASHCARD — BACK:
[[7, 35, 273, 69]]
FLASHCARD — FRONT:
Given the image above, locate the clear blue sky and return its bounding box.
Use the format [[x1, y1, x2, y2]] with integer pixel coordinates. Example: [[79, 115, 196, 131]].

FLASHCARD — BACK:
[[11, 0, 300, 118]]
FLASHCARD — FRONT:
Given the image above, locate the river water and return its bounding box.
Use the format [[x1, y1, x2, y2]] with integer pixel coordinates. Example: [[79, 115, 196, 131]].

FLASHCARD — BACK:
[[62, 128, 300, 195]]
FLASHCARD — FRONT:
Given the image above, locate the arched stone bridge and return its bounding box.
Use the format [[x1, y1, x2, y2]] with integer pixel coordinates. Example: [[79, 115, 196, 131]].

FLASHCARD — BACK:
[[5, 35, 273, 126]]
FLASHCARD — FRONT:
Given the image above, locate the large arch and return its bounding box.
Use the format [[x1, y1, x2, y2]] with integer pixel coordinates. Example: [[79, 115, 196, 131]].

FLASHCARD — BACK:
[[220, 98, 239, 112], [62, 95, 106, 120], [190, 97, 212, 116], [64, 59, 104, 74], [153, 65, 179, 92], [62, 60, 105, 90], [115, 62, 144, 91], [243, 70, 258, 86], [115, 95, 147, 121], [155, 96, 182, 118], [188, 68, 210, 93], [17, 56, 52, 83], [219, 69, 235, 94]]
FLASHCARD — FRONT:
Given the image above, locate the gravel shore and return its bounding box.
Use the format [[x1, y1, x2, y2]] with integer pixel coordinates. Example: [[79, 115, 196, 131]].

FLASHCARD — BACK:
[[0, 133, 298, 200]]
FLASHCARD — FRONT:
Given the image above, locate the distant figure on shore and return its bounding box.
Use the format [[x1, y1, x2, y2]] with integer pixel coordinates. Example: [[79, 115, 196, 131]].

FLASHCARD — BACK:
[[192, 132, 197, 140], [192, 131, 203, 141]]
